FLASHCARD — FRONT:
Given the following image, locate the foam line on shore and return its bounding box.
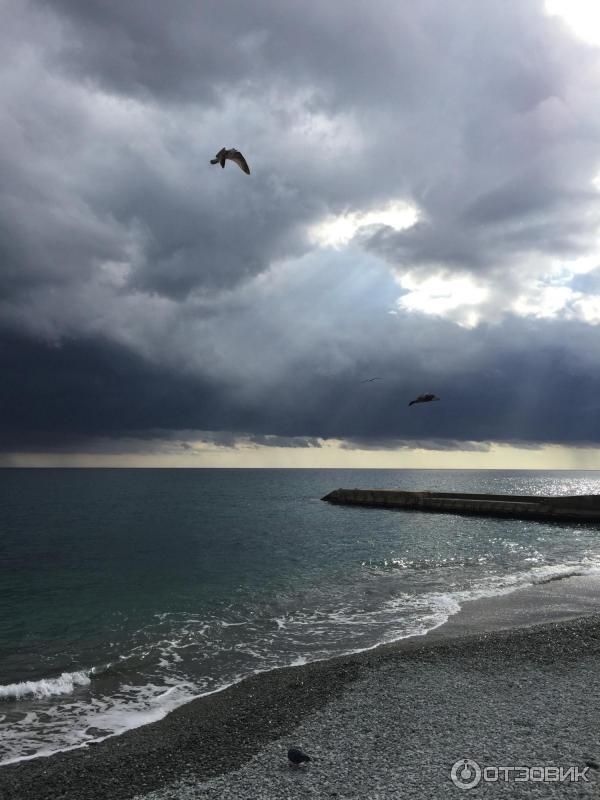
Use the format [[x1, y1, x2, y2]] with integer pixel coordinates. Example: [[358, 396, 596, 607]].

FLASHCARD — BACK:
[[3, 606, 600, 800], [3, 558, 600, 767]]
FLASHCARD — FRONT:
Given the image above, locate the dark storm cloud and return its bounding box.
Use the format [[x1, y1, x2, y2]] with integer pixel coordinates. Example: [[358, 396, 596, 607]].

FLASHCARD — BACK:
[[3, 0, 600, 452], [3, 312, 600, 452], [0, 329, 228, 448]]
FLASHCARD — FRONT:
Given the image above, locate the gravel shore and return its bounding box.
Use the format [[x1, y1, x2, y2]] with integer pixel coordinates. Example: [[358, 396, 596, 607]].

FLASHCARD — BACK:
[[2, 606, 600, 799], [135, 615, 600, 800]]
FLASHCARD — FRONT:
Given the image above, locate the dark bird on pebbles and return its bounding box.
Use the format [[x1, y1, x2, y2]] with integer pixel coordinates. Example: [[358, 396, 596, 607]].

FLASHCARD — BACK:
[[409, 393, 440, 406], [288, 747, 311, 767], [210, 148, 251, 174]]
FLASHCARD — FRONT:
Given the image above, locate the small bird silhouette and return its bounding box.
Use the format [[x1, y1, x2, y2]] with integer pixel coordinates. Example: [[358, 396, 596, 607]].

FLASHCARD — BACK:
[[360, 377, 382, 383], [409, 393, 440, 406], [210, 148, 250, 174], [288, 747, 311, 767]]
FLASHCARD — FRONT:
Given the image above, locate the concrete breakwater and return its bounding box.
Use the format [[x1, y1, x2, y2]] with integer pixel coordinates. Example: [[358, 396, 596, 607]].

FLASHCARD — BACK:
[[322, 488, 600, 522]]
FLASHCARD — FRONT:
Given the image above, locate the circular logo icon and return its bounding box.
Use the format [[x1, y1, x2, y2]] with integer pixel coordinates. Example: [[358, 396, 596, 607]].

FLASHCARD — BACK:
[[451, 759, 482, 790]]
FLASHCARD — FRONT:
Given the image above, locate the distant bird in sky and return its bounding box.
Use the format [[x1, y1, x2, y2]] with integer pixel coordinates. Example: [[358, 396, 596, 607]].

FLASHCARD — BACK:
[[288, 747, 311, 767], [210, 147, 250, 174], [409, 393, 440, 406], [360, 377, 382, 383]]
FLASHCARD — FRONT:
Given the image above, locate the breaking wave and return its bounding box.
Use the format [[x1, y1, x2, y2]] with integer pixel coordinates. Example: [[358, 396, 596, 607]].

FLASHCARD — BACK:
[[0, 671, 91, 701]]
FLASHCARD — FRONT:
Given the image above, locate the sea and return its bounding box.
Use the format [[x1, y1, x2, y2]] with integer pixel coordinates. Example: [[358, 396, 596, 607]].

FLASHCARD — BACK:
[[2, 468, 600, 765]]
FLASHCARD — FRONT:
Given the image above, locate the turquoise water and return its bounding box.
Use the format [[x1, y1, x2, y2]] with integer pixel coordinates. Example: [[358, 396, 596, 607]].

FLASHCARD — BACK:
[[2, 468, 600, 763]]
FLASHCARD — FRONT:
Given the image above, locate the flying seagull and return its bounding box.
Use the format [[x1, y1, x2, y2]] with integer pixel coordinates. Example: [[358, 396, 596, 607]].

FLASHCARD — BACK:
[[360, 377, 382, 383], [210, 148, 250, 174], [409, 393, 440, 406], [288, 747, 311, 767]]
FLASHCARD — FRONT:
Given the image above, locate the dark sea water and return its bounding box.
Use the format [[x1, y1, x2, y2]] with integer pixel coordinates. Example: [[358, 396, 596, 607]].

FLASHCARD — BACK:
[[2, 468, 600, 764]]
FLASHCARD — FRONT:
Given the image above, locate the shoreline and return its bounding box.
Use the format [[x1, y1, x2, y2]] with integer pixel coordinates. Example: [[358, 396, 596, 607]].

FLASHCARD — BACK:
[[1, 576, 600, 800]]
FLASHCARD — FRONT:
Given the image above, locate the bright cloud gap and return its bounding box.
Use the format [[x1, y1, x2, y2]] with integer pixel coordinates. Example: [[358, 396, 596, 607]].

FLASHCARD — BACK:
[[310, 201, 419, 249], [546, 0, 600, 47]]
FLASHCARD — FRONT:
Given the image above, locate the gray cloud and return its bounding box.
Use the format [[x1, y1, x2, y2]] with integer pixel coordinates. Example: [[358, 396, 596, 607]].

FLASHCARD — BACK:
[[11, 0, 597, 302], [3, 1, 600, 453], [340, 438, 493, 453]]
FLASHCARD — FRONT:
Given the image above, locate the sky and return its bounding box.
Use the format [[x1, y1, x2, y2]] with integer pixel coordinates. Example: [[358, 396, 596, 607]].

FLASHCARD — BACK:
[[3, 0, 600, 468]]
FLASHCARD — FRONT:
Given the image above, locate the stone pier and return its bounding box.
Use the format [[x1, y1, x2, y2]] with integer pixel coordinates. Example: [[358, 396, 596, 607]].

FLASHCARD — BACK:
[[321, 488, 600, 523]]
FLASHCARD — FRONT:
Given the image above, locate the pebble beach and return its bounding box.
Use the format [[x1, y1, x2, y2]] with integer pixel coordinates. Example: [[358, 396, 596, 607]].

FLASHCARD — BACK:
[[2, 577, 600, 800]]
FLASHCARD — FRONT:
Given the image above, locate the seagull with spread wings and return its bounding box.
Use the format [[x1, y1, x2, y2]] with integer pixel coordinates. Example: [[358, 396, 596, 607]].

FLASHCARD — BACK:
[[210, 148, 251, 174], [409, 393, 440, 406]]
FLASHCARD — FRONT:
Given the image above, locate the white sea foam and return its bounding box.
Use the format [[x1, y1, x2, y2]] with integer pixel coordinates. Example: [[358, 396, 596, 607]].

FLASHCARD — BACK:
[[288, 656, 308, 666], [3, 555, 600, 766], [0, 671, 90, 701]]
